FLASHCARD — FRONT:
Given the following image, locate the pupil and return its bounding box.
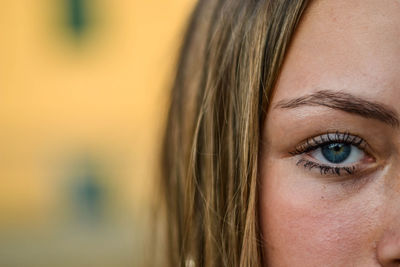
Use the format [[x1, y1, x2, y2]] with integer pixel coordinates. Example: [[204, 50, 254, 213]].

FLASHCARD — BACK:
[[321, 143, 351, 164]]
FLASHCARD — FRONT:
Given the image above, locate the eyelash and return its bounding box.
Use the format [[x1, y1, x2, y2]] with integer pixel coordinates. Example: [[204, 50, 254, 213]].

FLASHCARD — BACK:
[[290, 131, 369, 176], [295, 158, 357, 176]]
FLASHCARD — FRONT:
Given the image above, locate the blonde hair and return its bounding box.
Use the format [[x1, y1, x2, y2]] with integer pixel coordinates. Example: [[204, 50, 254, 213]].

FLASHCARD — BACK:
[[162, 0, 310, 266]]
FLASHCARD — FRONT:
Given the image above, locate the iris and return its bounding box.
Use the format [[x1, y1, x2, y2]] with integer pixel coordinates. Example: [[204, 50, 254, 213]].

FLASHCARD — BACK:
[[321, 143, 351, 164]]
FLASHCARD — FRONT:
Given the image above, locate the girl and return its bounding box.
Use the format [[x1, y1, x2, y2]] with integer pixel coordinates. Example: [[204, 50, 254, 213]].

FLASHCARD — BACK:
[[162, 0, 400, 266]]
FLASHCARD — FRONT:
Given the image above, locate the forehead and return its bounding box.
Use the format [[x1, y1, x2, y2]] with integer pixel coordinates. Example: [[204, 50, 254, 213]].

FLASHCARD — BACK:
[[271, 0, 400, 106]]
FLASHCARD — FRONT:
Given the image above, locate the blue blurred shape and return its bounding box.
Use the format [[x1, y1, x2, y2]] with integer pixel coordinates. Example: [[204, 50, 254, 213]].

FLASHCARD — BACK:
[[69, 155, 107, 224], [76, 172, 102, 220]]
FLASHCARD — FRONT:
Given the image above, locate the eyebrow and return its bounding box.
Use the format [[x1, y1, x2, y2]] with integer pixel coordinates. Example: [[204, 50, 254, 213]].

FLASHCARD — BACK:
[[275, 90, 400, 127]]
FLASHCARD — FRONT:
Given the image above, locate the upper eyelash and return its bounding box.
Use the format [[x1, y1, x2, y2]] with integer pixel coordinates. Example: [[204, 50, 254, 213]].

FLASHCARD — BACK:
[[289, 131, 369, 176], [289, 131, 367, 156]]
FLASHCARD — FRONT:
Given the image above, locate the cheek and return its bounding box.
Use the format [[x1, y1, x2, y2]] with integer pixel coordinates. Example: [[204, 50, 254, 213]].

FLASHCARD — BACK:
[[260, 161, 382, 265]]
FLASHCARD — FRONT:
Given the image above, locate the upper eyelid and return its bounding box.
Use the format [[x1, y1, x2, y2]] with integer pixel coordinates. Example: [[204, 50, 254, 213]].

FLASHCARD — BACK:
[[291, 132, 368, 155], [291, 132, 378, 177]]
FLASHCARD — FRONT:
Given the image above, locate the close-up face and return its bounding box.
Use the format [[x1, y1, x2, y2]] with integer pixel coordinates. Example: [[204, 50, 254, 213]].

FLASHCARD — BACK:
[[260, 0, 400, 266]]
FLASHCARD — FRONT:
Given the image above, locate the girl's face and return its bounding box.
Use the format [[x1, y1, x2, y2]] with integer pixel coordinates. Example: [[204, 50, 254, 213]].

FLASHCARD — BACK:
[[259, 0, 400, 266]]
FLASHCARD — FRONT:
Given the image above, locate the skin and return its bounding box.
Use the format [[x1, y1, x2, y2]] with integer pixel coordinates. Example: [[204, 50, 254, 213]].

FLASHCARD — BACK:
[[259, 0, 400, 266]]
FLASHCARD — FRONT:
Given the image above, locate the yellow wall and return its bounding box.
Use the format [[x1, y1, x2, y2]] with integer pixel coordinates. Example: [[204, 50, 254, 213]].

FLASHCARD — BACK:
[[0, 0, 195, 265]]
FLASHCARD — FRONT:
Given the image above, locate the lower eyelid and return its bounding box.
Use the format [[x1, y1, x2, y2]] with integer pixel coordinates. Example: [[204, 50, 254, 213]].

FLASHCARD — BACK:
[[297, 154, 369, 176], [297, 159, 357, 176], [290, 132, 380, 177]]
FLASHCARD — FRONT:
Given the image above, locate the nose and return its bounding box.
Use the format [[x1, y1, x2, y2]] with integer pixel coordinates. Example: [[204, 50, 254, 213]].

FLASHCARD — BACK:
[[376, 176, 400, 266], [377, 230, 400, 267], [376, 173, 400, 266], [377, 229, 400, 267]]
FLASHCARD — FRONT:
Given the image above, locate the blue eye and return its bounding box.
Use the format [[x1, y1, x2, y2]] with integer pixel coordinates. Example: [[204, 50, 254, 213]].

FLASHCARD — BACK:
[[321, 143, 351, 163], [291, 132, 372, 176], [311, 142, 364, 166]]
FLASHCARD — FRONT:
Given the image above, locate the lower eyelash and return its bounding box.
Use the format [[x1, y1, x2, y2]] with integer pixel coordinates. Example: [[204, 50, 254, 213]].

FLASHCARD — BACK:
[[297, 159, 356, 176]]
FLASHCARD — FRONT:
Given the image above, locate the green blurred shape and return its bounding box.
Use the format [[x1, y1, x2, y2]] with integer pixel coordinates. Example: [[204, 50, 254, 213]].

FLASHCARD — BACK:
[[67, 0, 89, 36]]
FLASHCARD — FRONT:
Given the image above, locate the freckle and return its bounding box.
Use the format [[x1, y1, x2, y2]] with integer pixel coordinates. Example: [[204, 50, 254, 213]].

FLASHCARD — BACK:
[[321, 195, 325, 200]]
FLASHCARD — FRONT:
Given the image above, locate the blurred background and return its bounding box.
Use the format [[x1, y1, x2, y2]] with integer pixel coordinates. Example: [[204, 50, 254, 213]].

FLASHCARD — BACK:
[[0, 0, 195, 266]]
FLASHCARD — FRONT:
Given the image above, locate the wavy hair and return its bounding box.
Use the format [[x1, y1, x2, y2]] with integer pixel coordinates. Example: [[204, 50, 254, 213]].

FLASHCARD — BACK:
[[161, 0, 310, 266]]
